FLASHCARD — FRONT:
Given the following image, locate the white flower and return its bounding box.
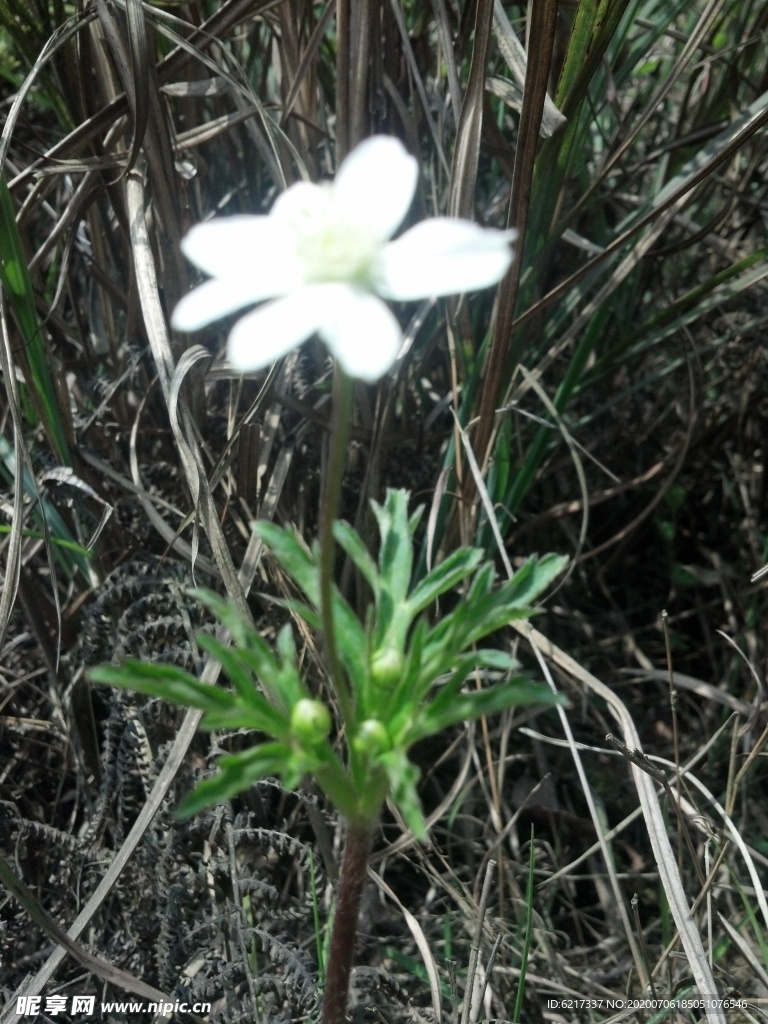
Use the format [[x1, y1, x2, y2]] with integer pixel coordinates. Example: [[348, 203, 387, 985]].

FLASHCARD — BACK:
[[172, 136, 516, 382]]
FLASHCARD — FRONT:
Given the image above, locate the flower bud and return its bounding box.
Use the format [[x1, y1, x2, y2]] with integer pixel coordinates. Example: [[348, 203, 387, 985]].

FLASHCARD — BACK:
[[370, 647, 404, 688], [353, 719, 391, 756], [290, 699, 332, 744]]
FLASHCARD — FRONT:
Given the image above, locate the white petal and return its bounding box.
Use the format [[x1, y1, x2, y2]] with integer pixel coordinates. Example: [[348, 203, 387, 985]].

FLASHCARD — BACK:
[[181, 216, 288, 278], [333, 136, 418, 240], [377, 219, 516, 300], [172, 278, 261, 331], [226, 290, 325, 372], [271, 180, 333, 225], [317, 286, 402, 381]]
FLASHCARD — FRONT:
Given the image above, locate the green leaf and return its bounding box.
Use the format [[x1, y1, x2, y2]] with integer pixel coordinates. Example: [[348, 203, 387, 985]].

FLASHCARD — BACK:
[[331, 592, 368, 688], [196, 708, 282, 732], [177, 743, 291, 817], [274, 624, 309, 709], [281, 593, 368, 700], [373, 588, 396, 647], [333, 518, 380, 593], [89, 661, 236, 711], [0, 171, 69, 462], [190, 588, 260, 650], [372, 489, 414, 608], [281, 598, 321, 626], [466, 559, 496, 602], [191, 592, 310, 713], [421, 678, 565, 737], [389, 658, 477, 737], [195, 632, 271, 701], [254, 521, 370, 694], [406, 546, 483, 617], [194, 636, 290, 734], [500, 554, 567, 608], [378, 748, 426, 839], [427, 554, 564, 654], [472, 648, 520, 671], [253, 522, 320, 604]]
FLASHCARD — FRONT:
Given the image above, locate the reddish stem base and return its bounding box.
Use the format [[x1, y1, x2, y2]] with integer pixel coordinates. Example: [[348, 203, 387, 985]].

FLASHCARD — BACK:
[[320, 820, 374, 1024]]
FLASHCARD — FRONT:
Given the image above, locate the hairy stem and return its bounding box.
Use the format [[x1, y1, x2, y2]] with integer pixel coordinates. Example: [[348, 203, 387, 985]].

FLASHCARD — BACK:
[[321, 818, 375, 1024]]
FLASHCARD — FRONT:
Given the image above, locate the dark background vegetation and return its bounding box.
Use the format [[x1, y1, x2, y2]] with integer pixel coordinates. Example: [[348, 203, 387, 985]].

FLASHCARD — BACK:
[[0, 1, 766, 1021]]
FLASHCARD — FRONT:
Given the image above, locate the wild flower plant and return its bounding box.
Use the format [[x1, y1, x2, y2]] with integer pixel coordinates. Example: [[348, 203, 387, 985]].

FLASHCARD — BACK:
[[92, 136, 565, 1024]]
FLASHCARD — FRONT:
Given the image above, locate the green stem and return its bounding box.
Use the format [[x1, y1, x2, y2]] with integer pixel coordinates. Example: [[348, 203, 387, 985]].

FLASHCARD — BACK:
[[317, 367, 377, 1022], [319, 364, 355, 726], [320, 818, 376, 1024]]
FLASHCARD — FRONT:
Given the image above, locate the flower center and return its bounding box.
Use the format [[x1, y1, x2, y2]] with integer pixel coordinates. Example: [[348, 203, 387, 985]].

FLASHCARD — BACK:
[[293, 188, 380, 287]]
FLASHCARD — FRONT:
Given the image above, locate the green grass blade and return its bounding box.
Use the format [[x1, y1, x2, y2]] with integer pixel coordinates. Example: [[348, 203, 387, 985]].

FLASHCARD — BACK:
[[512, 827, 536, 1023], [0, 171, 69, 462]]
